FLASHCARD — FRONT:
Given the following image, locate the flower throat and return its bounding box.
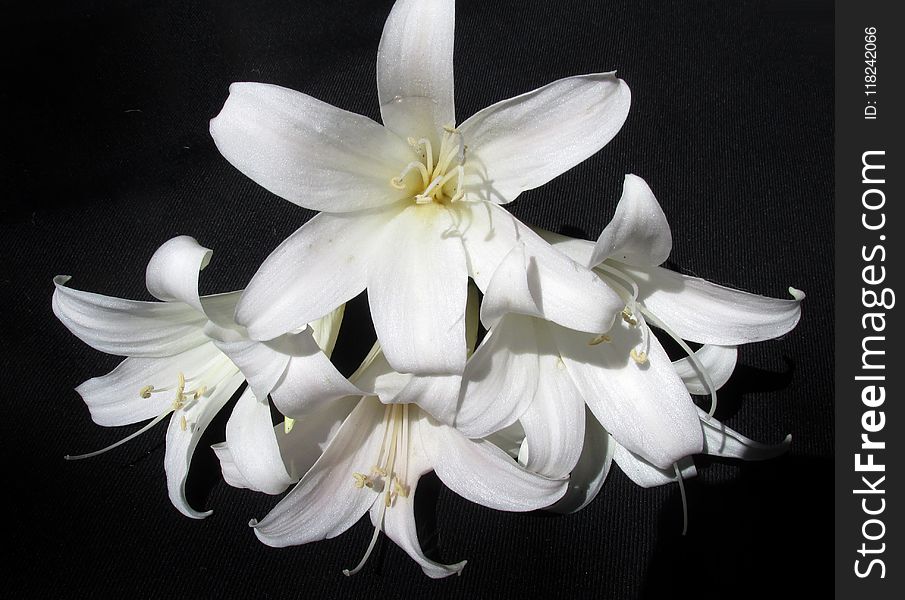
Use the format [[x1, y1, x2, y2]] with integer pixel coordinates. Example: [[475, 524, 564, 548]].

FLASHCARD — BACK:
[[390, 125, 465, 205]]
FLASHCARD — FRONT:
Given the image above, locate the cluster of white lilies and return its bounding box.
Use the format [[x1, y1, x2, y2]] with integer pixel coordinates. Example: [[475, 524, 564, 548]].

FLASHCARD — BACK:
[[54, 0, 804, 578]]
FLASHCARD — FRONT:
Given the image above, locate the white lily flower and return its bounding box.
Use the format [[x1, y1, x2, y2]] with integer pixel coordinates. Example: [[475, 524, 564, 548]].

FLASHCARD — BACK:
[[53, 236, 360, 517], [245, 345, 568, 579], [457, 174, 802, 484], [208, 0, 630, 420]]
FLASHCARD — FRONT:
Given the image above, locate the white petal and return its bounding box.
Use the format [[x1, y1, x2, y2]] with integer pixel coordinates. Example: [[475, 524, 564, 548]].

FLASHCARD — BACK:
[[210, 82, 414, 212], [76, 342, 225, 427], [421, 417, 567, 511], [236, 208, 395, 341], [276, 396, 360, 481], [252, 398, 386, 545], [368, 204, 467, 375], [459, 73, 630, 204], [164, 371, 245, 519], [673, 345, 738, 395], [625, 264, 805, 345], [309, 304, 346, 358], [211, 443, 250, 490], [223, 387, 294, 495], [145, 236, 211, 313], [455, 314, 540, 439], [519, 330, 586, 478], [533, 228, 596, 266], [480, 237, 622, 334], [552, 321, 703, 470], [269, 337, 366, 418], [698, 408, 791, 460], [384, 373, 462, 427], [376, 417, 467, 578], [53, 276, 208, 358], [589, 175, 672, 268], [547, 411, 613, 513], [205, 325, 290, 400], [613, 443, 697, 489], [377, 0, 455, 141]]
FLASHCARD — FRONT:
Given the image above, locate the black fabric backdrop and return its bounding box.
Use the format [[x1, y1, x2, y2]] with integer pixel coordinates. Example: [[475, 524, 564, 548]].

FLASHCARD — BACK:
[[2, 1, 833, 598]]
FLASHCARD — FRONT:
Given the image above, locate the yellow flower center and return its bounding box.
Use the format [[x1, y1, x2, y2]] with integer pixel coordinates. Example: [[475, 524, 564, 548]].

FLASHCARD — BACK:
[[390, 125, 465, 205]]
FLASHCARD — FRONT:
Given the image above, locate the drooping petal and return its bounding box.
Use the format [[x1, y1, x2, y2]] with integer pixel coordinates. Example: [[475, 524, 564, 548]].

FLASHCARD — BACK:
[[518, 328, 586, 478], [588, 175, 672, 268], [53, 276, 208, 358], [145, 236, 211, 313], [552, 319, 703, 470], [236, 207, 397, 341], [612, 443, 697, 489], [222, 387, 294, 495], [421, 417, 567, 511], [459, 73, 630, 205], [478, 221, 622, 334], [164, 370, 245, 519], [373, 416, 467, 579], [455, 314, 540, 439], [209, 82, 414, 212], [547, 411, 613, 513], [252, 398, 386, 546], [624, 264, 805, 345], [698, 408, 791, 460], [673, 345, 738, 395], [377, 0, 455, 141], [75, 342, 225, 427], [367, 204, 468, 375]]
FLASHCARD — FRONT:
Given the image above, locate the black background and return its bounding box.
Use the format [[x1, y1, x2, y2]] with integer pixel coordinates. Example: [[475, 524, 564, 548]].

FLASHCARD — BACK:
[[2, 1, 833, 598]]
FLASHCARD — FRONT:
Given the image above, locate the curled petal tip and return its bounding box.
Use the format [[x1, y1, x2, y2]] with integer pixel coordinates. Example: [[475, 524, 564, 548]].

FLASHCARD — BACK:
[[248, 518, 259, 528], [788, 287, 806, 301]]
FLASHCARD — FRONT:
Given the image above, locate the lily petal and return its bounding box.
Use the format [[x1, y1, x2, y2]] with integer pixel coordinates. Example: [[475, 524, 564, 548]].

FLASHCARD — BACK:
[[53, 276, 208, 358], [459, 73, 630, 205], [367, 204, 468, 375], [456, 314, 540, 439], [377, 0, 455, 141], [384, 372, 463, 427], [164, 370, 245, 518], [552, 320, 703, 470], [421, 417, 567, 511], [76, 342, 225, 427], [145, 236, 211, 313], [613, 443, 697, 489], [479, 225, 622, 334], [547, 411, 613, 513], [222, 387, 294, 495], [210, 82, 414, 212], [519, 328, 586, 478], [252, 398, 387, 545], [588, 175, 672, 268], [673, 345, 738, 395], [276, 396, 360, 481], [624, 264, 805, 345], [236, 208, 395, 341], [698, 408, 792, 460], [374, 415, 467, 579]]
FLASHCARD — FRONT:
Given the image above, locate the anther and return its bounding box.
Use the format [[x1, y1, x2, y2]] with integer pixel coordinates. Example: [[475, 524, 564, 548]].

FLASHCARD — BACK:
[[589, 334, 612, 346], [393, 480, 410, 498], [630, 349, 649, 364], [621, 308, 638, 327], [352, 472, 373, 489], [180, 415, 188, 432], [139, 385, 154, 399]]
